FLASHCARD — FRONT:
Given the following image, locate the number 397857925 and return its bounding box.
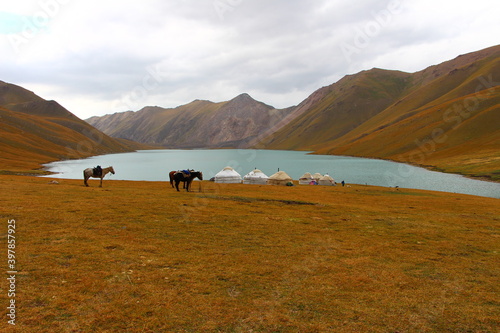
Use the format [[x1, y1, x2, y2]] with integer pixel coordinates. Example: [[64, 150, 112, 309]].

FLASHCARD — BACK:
[[7, 219, 16, 270]]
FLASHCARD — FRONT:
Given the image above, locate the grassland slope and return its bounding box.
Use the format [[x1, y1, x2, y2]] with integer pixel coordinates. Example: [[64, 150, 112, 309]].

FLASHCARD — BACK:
[[0, 81, 145, 173]]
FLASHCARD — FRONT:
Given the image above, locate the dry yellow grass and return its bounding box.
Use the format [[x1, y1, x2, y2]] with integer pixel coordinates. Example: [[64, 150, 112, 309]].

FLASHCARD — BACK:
[[0, 176, 499, 332]]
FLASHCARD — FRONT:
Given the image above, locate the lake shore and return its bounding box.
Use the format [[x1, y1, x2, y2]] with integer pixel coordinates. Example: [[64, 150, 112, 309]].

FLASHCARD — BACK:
[[41, 149, 500, 199]]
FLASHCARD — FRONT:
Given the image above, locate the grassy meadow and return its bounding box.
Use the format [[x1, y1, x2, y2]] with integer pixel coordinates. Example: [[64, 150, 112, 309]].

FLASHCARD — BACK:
[[1, 175, 499, 332]]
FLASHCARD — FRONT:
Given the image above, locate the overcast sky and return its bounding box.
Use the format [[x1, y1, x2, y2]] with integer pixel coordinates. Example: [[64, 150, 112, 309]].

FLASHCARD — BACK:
[[0, 0, 498, 119]]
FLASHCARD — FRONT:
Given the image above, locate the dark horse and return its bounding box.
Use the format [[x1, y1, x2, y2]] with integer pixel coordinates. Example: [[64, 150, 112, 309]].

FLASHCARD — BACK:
[[170, 171, 203, 192]]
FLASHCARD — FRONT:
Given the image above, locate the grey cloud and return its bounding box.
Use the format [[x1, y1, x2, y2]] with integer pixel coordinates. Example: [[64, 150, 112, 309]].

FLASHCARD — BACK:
[[1, 0, 498, 119]]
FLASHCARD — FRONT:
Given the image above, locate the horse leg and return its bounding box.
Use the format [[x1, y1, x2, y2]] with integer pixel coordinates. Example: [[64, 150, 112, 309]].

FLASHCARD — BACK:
[[175, 180, 180, 192], [84, 175, 89, 187], [99, 177, 103, 187], [186, 180, 192, 192]]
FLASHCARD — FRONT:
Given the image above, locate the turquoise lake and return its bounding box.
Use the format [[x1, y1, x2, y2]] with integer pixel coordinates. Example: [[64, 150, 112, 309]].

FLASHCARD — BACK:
[[42, 149, 500, 198]]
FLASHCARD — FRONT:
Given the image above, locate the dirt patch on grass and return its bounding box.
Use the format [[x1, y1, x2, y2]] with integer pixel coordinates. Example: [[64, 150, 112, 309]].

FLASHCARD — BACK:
[[200, 194, 318, 206]]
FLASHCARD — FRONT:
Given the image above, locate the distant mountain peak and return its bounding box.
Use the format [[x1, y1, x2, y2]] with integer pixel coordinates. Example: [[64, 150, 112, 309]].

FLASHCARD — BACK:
[[87, 91, 293, 148], [231, 92, 254, 102]]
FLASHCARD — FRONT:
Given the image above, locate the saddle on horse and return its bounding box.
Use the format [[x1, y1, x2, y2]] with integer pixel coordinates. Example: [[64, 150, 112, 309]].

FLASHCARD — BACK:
[[93, 165, 103, 177], [180, 169, 191, 178]]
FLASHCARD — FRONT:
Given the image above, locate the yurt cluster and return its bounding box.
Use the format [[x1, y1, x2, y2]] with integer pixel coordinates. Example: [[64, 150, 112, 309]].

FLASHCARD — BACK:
[[212, 167, 336, 186]]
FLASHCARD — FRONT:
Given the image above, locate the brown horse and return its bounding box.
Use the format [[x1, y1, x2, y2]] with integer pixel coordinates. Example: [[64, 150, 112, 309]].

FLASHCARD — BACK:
[[169, 170, 180, 188], [83, 166, 115, 187], [171, 171, 203, 192]]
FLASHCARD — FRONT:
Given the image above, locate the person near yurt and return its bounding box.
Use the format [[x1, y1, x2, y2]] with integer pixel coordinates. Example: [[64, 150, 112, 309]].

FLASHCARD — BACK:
[[267, 170, 293, 186], [214, 166, 242, 183], [243, 169, 269, 185], [299, 172, 314, 185], [318, 174, 335, 186]]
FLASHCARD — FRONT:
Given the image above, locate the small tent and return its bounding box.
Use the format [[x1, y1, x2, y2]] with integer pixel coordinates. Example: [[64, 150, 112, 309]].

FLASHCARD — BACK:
[[267, 171, 293, 186], [243, 169, 269, 185], [318, 174, 335, 186], [214, 166, 242, 183], [299, 172, 314, 185]]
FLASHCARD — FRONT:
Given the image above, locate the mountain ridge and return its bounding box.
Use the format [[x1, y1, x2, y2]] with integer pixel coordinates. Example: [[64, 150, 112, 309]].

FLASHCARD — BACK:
[[87, 93, 295, 148]]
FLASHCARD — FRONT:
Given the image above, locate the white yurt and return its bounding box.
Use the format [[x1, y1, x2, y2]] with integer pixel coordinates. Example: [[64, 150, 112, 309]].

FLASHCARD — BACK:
[[243, 169, 269, 185], [214, 166, 242, 183], [318, 174, 335, 186], [312, 173, 323, 182], [299, 172, 314, 185], [267, 171, 293, 186]]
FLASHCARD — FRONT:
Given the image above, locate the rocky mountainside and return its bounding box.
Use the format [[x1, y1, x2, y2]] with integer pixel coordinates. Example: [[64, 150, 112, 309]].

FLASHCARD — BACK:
[[87, 93, 295, 148], [0, 81, 145, 172]]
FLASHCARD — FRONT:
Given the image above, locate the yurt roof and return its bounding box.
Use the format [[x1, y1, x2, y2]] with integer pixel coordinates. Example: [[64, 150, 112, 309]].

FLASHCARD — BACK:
[[215, 167, 241, 177], [312, 173, 323, 179], [300, 172, 313, 179], [319, 174, 334, 181], [268, 171, 292, 180], [244, 169, 268, 179]]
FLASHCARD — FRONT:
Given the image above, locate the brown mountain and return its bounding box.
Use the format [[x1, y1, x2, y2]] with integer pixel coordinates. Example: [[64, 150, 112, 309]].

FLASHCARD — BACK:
[[259, 45, 500, 181], [0, 81, 145, 173], [86, 93, 295, 148]]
